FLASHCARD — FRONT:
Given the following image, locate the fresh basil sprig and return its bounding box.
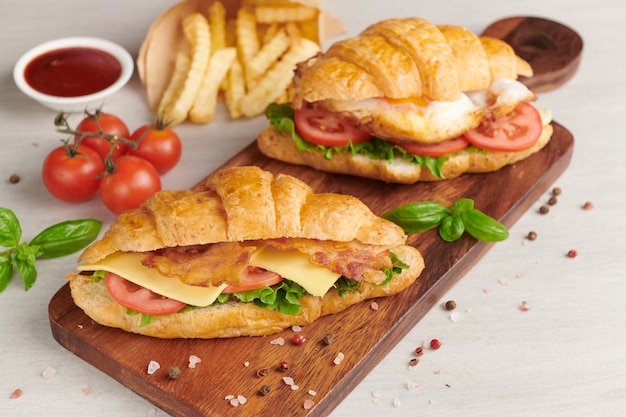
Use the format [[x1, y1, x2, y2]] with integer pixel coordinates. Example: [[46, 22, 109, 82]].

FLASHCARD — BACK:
[[382, 198, 509, 242], [0, 207, 101, 292]]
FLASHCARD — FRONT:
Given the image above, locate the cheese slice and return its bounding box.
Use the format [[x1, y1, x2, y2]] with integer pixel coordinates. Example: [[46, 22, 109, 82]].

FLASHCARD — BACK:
[[77, 246, 341, 307], [249, 246, 340, 297], [77, 252, 227, 307]]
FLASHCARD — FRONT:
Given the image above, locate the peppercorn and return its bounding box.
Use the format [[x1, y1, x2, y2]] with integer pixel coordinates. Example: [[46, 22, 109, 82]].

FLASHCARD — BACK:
[[527, 231, 537, 241], [9, 173, 20, 184], [278, 361, 289, 372], [256, 367, 269, 378], [552, 187, 562, 196], [548, 196, 558, 205], [414, 346, 424, 356], [409, 358, 419, 367], [259, 385, 271, 396], [582, 201, 594, 210], [444, 300, 456, 311], [293, 333, 306, 345], [168, 366, 181, 380], [430, 339, 442, 349], [539, 205, 550, 214], [322, 333, 334, 345]]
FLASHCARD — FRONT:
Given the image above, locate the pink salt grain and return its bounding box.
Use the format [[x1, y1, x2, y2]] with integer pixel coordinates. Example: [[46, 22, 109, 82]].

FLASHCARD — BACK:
[[10, 388, 23, 399]]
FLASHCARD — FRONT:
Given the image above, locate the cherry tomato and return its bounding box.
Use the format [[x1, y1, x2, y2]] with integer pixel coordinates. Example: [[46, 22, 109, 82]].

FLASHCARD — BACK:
[[41, 143, 105, 202], [463, 103, 543, 152], [221, 267, 283, 293], [99, 155, 161, 214], [105, 272, 186, 315], [74, 110, 130, 161], [294, 107, 371, 147], [394, 136, 470, 157], [128, 123, 182, 174]]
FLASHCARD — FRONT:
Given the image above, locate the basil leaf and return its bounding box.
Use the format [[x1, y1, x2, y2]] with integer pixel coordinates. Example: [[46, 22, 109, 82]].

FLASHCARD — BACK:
[[29, 218, 101, 259], [461, 209, 509, 242], [0, 207, 22, 248], [14, 243, 39, 291], [0, 253, 13, 293], [382, 201, 448, 233], [439, 214, 465, 242], [451, 198, 474, 214]]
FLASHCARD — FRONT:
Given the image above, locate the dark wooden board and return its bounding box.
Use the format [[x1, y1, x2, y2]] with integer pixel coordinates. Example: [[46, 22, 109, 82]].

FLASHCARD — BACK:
[[49, 122, 573, 417]]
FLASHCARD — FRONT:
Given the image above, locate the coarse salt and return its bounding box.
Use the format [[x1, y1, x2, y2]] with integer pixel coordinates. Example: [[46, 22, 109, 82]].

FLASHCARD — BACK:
[[82, 387, 92, 396], [42, 366, 57, 380], [308, 389, 317, 396], [519, 301, 531, 312], [283, 376, 295, 386], [333, 352, 345, 365], [188, 355, 201, 368], [392, 398, 401, 408], [291, 325, 302, 332], [237, 395, 247, 405], [370, 301, 379, 311], [406, 381, 421, 391], [499, 278, 510, 286], [449, 311, 464, 322], [303, 399, 315, 410], [243, 361, 250, 367], [270, 337, 285, 346], [147, 360, 160, 375]]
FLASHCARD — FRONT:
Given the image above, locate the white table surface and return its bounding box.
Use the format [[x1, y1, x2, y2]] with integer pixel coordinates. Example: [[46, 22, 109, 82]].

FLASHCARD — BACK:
[[1, 1, 625, 416]]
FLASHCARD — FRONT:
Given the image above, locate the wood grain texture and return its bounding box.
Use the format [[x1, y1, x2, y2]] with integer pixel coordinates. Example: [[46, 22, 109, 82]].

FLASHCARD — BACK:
[[481, 16, 583, 92], [48, 122, 573, 417]]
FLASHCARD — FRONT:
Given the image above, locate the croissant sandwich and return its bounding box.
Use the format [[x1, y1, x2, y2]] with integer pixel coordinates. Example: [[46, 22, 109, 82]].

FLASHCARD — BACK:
[[66, 166, 424, 339], [257, 17, 554, 183]]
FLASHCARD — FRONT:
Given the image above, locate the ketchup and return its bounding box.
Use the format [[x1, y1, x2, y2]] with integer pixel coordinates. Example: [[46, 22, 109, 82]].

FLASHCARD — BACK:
[[24, 47, 122, 97]]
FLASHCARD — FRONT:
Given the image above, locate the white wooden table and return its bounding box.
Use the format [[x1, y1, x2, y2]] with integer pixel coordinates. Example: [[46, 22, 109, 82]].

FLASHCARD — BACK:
[[1, 1, 625, 416]]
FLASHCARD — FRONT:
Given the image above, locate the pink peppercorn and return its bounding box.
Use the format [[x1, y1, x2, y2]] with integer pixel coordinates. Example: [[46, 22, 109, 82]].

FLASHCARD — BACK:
[[567, 249, 578, 258], [430, 339, 442, 349]]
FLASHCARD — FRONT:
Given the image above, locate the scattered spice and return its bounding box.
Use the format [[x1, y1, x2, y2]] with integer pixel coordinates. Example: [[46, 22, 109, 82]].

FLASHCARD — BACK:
[[10, 388, 23, 399], [519, 301, 531, 312], [552, 187, 562, 196], [168, 366, 181, 380], [444, 300, 456, 311], [293, 333, 306, 345], [303, 399, 315, 410], [9, 173, 20, 184], [308, 389, 317, 396], [225, 394, 247, 406], [567, 249, 578, 258], [256, 367, 269, 378], [291, 325, 302, 332], [188, 355, 201, 369], [548, 196, 558, 205], [270, 337, 285, 346], [539, 205, 550, 214], [147, 360, 160, 375], [582, 201, 594, 210], [322, 333, 334, 345], [259, 385, 271, 396], [333, 352, 345, 365], [278, 361, 289, 372], [282, 376, 299, 390], [414, 346, 424, 356], [408, 358, 419, 367], [393, 398, 401, 408], [429, 339, 442, 350], [370, 301, 379, 310], [82, 387, 92, 396], [527, 231, 537, 241], [42, 366, 57, 380]]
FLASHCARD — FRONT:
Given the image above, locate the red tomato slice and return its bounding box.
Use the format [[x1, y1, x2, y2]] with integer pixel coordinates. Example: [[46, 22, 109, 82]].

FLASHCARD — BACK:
[[221, 267, 283, 294], [294, 107, 371, 147], [463, 103, 543, 152], [105, 272, 186, 315], [394, 136, 470, 157]]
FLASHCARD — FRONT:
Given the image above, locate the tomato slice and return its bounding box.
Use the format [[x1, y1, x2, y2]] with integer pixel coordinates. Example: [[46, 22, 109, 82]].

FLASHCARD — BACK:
[[294, 107, 372, 147], [463, 103, 543, 152], [393, 136, 470, 157], [105, 272, 186, 315], [221, 267, 283, 294]]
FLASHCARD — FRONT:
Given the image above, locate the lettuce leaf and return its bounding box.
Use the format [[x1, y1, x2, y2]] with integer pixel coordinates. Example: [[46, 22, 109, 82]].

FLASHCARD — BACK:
[[265, 102, 449, 179]]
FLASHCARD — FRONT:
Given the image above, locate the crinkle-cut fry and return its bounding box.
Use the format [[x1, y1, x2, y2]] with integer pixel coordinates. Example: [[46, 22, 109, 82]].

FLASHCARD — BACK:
[[209, 1, 227, 52], [240, 38, 320, 117], [284, 21, 303, 39], [255, 5, 318, 23], [246, 28, 290, 86], [224, 59, 246, 119], [260, 22, 280, 45], [236, 8, 259, 62], [157, 52, 190, 120], [189, 47, 237, 124], [161, 13, 211, 125]]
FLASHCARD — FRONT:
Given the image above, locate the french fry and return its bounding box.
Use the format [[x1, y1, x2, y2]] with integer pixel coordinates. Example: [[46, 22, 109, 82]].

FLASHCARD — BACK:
[[246, 28, 290, 86], [157, 52, 191, 119], [259, 22, 280, 45], [254, 5, 318, 23], [189, 47, 237, 123], [209, 1, 227, 52], [236, 8, 260, 63], [239, 37, 320, 117], [159, 13, 211, 125], [224, 59, 246, 119]]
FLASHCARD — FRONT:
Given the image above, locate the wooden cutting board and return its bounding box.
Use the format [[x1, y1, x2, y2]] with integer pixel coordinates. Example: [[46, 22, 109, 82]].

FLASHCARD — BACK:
[[48, 122, 573, 417]]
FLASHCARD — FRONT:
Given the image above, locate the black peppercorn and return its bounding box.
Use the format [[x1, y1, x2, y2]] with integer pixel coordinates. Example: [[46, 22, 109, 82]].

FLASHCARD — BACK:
[[322, 333, 334, 345], [539, 205, 549, 214], [168, 366, 181, 380], [527, 231, 537, 240], [259, 385, 271, 396], [444, 300, 456, 311]]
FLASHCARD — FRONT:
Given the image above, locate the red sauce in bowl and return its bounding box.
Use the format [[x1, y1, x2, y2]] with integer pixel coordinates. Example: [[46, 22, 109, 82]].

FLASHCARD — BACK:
[[24, 47, 122, 97]]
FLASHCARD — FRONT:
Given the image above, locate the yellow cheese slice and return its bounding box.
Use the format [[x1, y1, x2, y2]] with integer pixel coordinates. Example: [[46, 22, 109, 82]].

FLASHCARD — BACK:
[[249, 246, 340, 297], [77, 252, 227, 307]]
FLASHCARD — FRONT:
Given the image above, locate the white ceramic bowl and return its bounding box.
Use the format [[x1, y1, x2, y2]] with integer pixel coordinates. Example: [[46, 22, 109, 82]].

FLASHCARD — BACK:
[[13, 37, 134, 112]]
